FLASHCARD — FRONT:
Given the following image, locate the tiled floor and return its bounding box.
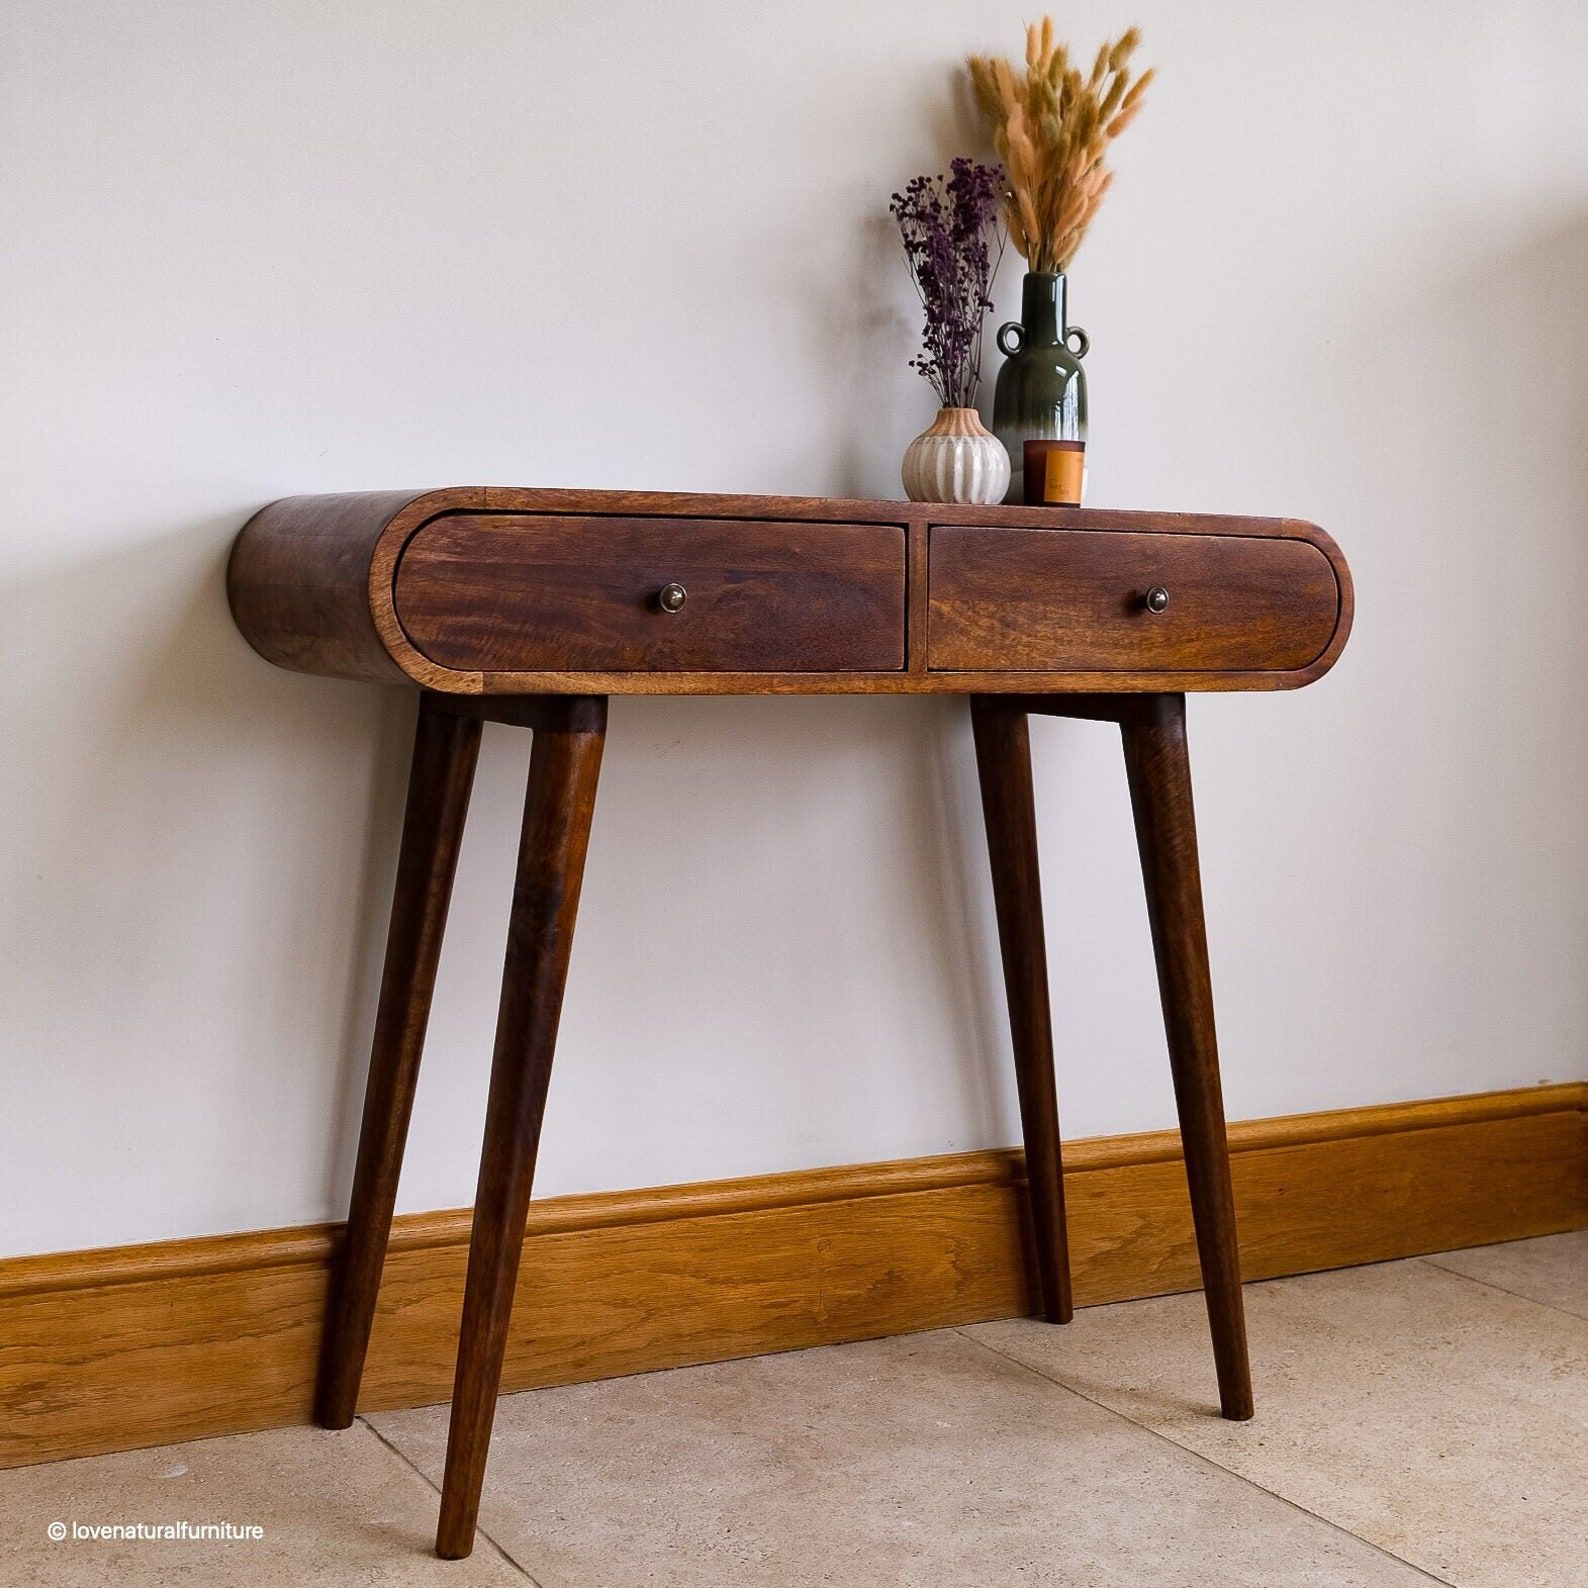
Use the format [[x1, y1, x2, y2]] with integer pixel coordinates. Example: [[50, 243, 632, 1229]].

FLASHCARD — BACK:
[[5, 1233, 1584, 1587]]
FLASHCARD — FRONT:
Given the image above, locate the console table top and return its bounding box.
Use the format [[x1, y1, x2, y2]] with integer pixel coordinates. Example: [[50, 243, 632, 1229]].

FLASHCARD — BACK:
[[228, 487, 1352, 697]]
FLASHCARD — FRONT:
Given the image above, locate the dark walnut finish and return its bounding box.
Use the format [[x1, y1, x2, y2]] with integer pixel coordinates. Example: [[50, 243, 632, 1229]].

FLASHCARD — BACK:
[[970, 697, 1073, 1325], [930, 523, 1339, 673], [396, 513, 906, 674], [228, 487, 1349, 1557], [1119, 693, 1254, 1420], [316, 699, 482, 1430], [228, 487, 1351, 695], [436, 694, 607, 1558]]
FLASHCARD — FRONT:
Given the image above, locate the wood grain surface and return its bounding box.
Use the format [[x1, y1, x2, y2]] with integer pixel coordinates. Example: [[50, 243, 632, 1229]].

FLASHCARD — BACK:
[[227, 490, 1353, 695], [438, 696, 607, 1557], [929, 525, 1339, 673], [2, 1084, 1580, 1470], [970, 696, 1073, 1324], [316, 696, 482, 1430], [396, 514, 907, 674], [1121, 694, 1252, 1418]]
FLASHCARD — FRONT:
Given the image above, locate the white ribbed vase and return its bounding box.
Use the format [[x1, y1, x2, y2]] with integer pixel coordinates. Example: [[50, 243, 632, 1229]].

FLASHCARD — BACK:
[[901, 407, 1011, 505]]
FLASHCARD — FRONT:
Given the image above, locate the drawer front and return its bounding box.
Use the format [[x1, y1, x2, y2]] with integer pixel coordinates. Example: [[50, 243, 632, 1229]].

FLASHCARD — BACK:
[[395, 514, 907, 673], [928, 524, 1339, 673]]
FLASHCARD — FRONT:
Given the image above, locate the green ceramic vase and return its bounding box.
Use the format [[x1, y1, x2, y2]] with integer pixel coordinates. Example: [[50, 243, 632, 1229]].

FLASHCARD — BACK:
[[992, 272, 1090, 504]]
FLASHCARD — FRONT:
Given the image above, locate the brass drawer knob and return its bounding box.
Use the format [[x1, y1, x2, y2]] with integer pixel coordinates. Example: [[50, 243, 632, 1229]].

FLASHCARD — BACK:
[[657, 582, 688, 614], [1144, 585, 1169, 614]]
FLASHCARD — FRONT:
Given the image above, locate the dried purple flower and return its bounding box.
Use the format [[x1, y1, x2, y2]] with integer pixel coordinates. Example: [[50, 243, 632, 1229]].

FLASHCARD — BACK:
[[890, 159, 1006, 410]]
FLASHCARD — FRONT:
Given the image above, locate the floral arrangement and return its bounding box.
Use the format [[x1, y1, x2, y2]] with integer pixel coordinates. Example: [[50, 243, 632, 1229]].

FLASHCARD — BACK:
[[968, 19, 1153, 273], [889, 158, 1006, 411]]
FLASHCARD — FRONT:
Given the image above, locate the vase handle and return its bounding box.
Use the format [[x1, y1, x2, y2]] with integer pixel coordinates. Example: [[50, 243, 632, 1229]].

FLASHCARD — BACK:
[[996, 321, 1025, 358], [1065, 324, 1091, 359]]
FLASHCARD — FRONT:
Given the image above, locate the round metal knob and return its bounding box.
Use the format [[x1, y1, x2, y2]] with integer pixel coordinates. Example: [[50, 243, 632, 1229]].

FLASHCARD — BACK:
[[1144, 585, 1170, 614], [657, 582, 688, 614]]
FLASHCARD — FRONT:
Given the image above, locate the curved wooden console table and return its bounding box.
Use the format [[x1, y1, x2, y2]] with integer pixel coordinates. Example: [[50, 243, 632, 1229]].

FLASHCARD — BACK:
[[229, 488, 1352, 1558]]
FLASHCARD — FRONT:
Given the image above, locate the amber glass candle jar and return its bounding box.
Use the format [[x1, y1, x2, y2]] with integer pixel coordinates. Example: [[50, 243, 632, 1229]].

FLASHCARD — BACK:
[[1022, 439, 1086, 506]]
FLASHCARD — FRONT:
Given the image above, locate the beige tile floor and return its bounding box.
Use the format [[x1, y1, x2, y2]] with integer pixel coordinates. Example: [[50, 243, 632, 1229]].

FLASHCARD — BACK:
[[4, 1233, 1583, 1587]]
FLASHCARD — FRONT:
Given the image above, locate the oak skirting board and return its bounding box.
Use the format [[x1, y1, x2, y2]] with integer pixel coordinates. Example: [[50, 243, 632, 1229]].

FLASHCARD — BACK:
[[3, 1083, 1584, 1470]]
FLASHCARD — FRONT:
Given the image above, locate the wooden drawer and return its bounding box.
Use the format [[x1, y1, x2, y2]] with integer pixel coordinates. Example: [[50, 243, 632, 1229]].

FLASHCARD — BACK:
[[395, 513, 907, 673], [927, 524, 1340, 674]]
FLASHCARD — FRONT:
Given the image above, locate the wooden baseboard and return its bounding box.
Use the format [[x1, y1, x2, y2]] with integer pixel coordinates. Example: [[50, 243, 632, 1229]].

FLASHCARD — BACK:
[[2, 1083, 1583, 1469]]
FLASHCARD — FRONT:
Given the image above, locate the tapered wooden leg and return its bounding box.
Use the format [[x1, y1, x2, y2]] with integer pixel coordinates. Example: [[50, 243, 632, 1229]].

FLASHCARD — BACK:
[[970, 696, 1073, 1325], [1121, 695, 1254, 1420], [317, 695, 482, 1429], [435, 696, 607, 1560]]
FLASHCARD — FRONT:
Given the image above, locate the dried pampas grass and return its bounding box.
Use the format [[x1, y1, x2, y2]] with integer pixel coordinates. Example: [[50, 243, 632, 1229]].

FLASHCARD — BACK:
[[968, 18, 1153, 273]]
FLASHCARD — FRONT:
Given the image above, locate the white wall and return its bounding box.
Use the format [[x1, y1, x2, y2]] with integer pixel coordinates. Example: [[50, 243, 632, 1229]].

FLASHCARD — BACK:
[[3, 1, 1585, 1259]]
